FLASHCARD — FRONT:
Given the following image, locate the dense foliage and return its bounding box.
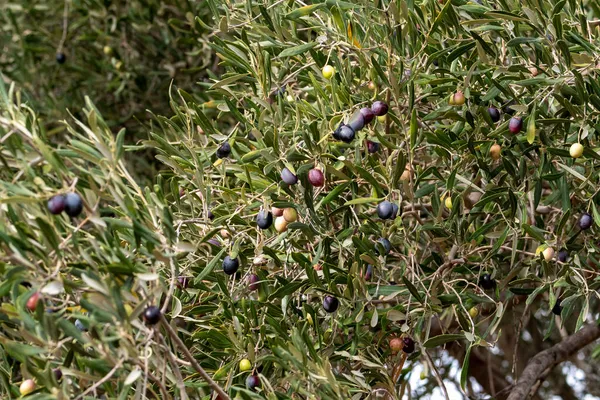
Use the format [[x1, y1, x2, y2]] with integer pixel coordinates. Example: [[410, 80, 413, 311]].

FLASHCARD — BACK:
[[1, 0, 600, 399]]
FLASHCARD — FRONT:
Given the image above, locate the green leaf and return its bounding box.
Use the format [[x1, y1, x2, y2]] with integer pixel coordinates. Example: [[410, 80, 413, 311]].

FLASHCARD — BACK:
[[344, 197, 382, 206], [1, 341, 45, 363], [285, 4, 325, 19], [410, 108, 418, 150], [423, 334, 465, 348], [402, 277, 423, 304], [370, 55, 390, 87], [195, 248, 227, 283], [460, 345, 472, 390], [526, 107, 536, 144], [278, 42, 317, 58]]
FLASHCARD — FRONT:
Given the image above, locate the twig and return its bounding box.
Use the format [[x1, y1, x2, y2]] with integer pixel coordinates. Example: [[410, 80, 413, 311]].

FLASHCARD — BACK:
[[133, 359, 171, 400], [423, 351, 449, 400], [511, 302, 531, 377], [74, 359, 124, 400], [160, 315, 231, 400], [158, 333, 189, 400], [58, 0, 69, 51]]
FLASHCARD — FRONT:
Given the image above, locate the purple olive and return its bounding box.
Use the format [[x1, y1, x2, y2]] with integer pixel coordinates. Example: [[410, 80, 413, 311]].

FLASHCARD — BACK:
[[371, 101, 389, 116], [338, 125, 356, 143], [246, 374, 260, 390], [360, 107, 375, 124], [364, 264, 373, 281], [478, 274, 496, 290], [377, 201, 394, 219], [487, 107, 500, 122], [323, 295, 339, 313], [47, 195, 66, 215], [248, 274, 260, 291], [143, 306, 161, 325], [557, 249, 568, 262], [402, 337, 415, 353], [281, 168, 298, 185], [579, 213, 593, 230], [551, 299, 562, 315], [367, 141, 380, 153], [64, 193, 83, 217], [508, 117, 523, 134], [216, 142, 231, 158], [223, 256, 240, 275], [348, 113, 366, 132], [308, 169, 325, 187], [256, 211, 273, 229]]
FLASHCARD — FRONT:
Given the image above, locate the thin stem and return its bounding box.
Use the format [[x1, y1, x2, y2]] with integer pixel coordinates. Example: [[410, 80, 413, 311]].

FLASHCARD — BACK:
[[160, 315, 231, 400]]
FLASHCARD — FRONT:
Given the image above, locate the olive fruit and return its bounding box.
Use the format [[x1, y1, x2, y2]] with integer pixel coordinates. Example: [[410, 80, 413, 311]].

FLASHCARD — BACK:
[[391, 203, 400, 219], [389, 337, 403, 353], [364, 264, 373, 281], [551, 299, 562, 315], [47, 195, 66, 214], [20, 379, 36, 396], [468, 307, 479, 318], [478, 274, 496, 290], [223, 256, 240, 275], [444, 196, 453, 210], [56, 53, 66, 64], [64, 193, 84, 217], [366, 140, 380, 153], [256, 211, 273, 229], [272, 207, 284, 217], [248, 274, 260, 291], [371, 101, 389, 116], [283, 208, 298, 223], [246, 374, 261, 390], [402, 336, 416, 354], [487, 107, 501, 122], [360, 107, 375, 124], [26, 292, 41, 312], [508, 117, 523, 134], [143, 306, 161, 325], [348, 113, 366, 132], [557, 249, 568, 262], [239, 358, 252, 372], [308, 169, 325, 187], [570, 143, 584, 158], [216, 142, 231, 158], [450, 91, 465, 106], [376, 238, 391, 255], [579, 213, 593, 230], [322, 295, 339, 313], [376, 201, 394, 219], [338, 125, 356, 143], [542, 247, 554, 261], [53, 368, 63, 381], [274, 216, 288, 232], [281, 168, 298, 185], [322, 65, 334, 79], [332, 122, 344, 140], [490, 144, 501, 160]]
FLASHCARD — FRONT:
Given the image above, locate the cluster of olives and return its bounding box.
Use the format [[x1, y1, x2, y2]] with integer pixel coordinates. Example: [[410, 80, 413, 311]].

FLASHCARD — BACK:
[[332, 101, 389, 143], [47, 192, 84, 217]]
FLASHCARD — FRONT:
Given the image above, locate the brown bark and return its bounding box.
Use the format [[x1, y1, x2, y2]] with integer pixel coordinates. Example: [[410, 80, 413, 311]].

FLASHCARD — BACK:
[[507, 324, 600, 400]]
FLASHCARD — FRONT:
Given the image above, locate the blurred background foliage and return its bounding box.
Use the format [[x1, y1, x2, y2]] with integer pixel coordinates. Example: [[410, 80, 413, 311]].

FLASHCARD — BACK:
[[1, 0, 600, 399], [0, 0, 217, 178]]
